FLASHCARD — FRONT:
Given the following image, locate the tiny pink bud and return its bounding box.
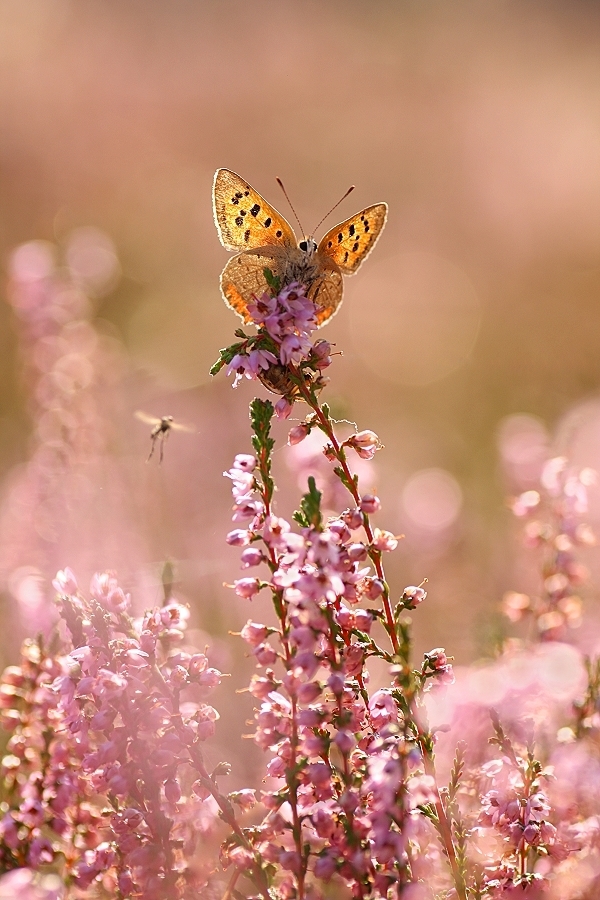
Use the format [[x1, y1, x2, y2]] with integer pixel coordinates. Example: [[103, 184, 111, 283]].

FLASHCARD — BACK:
[[348, 542, 368, 561], [288, 423, 310, 445], [275, 397, 293, 419], [361, 577, 384, 600], [402, 585, 427, 609], [297, 681, 322, 704], [360, 494, 381, 514], [197, 667, 221, 688], [254, 642, 278, 665], [334, 730, 356, 754], [227, 529, 251, 547], [327, 672, 345, 695], [354, 609, 373, 633], [233, 577, 261, 599], [230, 789, 257, 811], [188, 653, 208, 677], [240, 546, 263, 567], [240, 620, 269, 646]]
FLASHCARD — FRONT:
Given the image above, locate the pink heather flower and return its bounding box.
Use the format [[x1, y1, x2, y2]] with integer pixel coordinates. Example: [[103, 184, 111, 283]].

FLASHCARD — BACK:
[[288, 423, 310, 445], [233, 577, 261, 599], [346, 430, 380, 460], [240, 620, 269, 646], [354, 609, 373, 632], [240, 546, 264, 567], [369, 690, 398, 727], [229, 789, 257, 811], [313, 339, 332, 366], [275, 397, 293, 419], [372, 528, 398, 552], [360, 493, 381, 514], [402, 584, 427, 609], [253, 642, 278, 666], [52, 568, 78, 595], [233, 453, 256, 471], [226, 528, 252, 547]]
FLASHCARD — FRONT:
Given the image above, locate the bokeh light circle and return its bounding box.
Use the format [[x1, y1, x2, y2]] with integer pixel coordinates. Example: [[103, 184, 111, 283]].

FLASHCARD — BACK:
[[402, 467, 463, 532]]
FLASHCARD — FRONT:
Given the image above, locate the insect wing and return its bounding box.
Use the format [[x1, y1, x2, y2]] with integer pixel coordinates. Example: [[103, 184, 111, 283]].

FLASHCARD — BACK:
[[318, 203, 387, 276], [213, 169, 297, 252]]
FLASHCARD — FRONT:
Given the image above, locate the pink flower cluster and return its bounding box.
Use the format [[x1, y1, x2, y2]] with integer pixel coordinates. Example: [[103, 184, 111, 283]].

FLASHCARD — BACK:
[[0, 569, 230, 899], [503, 456, 596, 639], [222, 417, 458, 897], [218, 283, 332, 417]]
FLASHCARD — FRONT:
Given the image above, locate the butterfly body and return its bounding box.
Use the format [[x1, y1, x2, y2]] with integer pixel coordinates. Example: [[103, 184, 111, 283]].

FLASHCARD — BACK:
[[213, 169, 387, 326]]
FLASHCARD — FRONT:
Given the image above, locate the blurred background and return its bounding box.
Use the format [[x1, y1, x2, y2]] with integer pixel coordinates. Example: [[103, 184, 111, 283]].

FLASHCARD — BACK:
[[2, 0, 600, 782]]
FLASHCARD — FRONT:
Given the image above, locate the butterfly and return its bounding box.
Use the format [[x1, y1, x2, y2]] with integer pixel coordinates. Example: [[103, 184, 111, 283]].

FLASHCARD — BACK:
[[212, 168, 387, 326]]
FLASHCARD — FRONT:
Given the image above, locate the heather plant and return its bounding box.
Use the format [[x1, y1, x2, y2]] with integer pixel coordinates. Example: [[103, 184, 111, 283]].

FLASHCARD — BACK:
[[0, 262, 600, 900]]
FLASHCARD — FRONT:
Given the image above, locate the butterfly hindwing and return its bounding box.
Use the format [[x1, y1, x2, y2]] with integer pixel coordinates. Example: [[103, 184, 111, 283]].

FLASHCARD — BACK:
[[318, 203, 388, 276], [213, 169, 296, 252]]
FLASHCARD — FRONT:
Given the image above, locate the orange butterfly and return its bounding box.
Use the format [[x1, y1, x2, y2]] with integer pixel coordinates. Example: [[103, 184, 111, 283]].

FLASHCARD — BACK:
[[212, 168, 387, 326]]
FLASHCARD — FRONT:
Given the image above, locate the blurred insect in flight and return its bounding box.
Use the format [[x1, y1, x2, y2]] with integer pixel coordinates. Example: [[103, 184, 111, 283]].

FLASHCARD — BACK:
[[135, 412, 194, 464]]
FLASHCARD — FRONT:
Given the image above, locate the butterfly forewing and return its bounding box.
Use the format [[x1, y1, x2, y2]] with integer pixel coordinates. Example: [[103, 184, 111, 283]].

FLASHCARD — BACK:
[[213, 169, 296, 252], [318, 203, 388, 276]]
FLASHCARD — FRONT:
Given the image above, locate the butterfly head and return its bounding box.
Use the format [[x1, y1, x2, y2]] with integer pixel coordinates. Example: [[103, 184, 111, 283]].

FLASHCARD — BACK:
[[298, 238, 318, 256]]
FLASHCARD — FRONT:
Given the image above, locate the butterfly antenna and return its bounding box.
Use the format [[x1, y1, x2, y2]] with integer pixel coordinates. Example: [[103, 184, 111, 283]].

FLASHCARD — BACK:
[[311, 185, 355, 236], [276, 176, 305, 236]]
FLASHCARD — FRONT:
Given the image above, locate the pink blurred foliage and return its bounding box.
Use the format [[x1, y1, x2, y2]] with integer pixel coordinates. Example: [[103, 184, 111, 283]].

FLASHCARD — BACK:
[[0, 235, 151, 633], [1, 278, 600, 898]]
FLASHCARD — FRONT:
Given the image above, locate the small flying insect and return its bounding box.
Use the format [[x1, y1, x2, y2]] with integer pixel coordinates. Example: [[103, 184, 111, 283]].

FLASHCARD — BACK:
[[135, 411, 194, 464]]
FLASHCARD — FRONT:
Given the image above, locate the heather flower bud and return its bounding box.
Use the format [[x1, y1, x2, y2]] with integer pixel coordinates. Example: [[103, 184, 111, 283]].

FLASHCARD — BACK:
[[275, 397, 293, 419], [197, 667, 221, 688], [360, 494, 381, 514], [334, 730, 356, 754], [360, 576, 384, 600], [240, 546, 263, 567], [240, 620, 269, 646], [226, 529, 251, 547], [52, 567, 78, 595], [343, 644, 365, 677], [230, 788, 257, 811], [233, 577, 261, 599], [402, 584, 427, 609], [288, 423, 310, 445], [187, 653, 208, 677], [314, 853, 337, 879], [347, 430, 380, 459], [296, 681, 322, 704], [348, 542, 368, 561], [342, 507, 364, 529], [253, 642, 278, 665], [354, 609, 373, 633], [327, 672, 345, 695]]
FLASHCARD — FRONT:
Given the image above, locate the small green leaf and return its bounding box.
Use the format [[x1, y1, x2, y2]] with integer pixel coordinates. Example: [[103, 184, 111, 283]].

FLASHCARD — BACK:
[[263, 267, 281, 294]]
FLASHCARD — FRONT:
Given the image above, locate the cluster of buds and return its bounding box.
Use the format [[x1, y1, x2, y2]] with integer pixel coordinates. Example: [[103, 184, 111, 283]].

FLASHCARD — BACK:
[[504, 457, 596, 639]]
